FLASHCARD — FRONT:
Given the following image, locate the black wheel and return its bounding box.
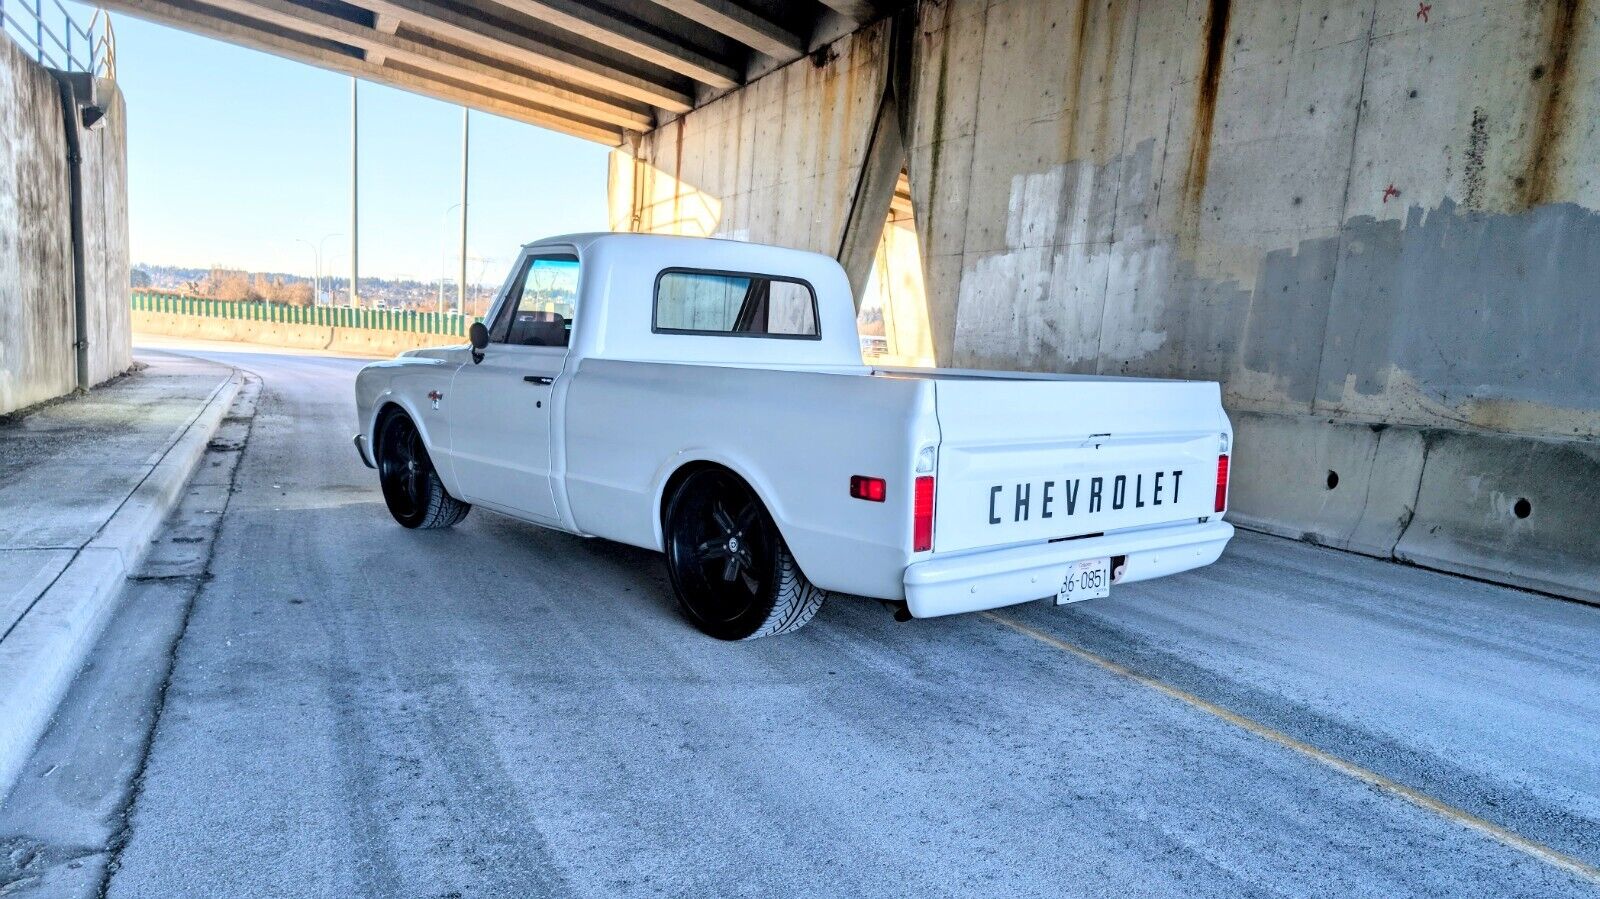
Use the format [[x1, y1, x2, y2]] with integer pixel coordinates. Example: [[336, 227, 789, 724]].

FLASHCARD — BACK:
[[664, 468, 826, 640], [376, 411, 470, 529]]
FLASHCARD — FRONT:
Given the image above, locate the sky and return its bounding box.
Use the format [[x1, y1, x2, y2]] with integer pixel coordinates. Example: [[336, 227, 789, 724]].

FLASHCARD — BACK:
[[73, 4, 611, 285]]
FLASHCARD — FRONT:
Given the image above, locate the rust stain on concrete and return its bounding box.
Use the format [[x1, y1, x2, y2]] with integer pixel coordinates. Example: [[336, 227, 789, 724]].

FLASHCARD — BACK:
[[630, 150, 645, 231], [1520, 0, 1585, 207], [731, 87, 746, 231], [1057, 0, 1095, 160], [672, 116, 685, 232], [1181, 0, 1231, 236], [831, 38, 861, 220], [1093, 0, 1126, 155], [926, 8, 954, 212]]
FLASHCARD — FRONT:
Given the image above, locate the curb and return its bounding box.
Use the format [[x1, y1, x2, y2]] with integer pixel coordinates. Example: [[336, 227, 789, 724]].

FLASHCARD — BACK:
[[0, 370, 244, 803]]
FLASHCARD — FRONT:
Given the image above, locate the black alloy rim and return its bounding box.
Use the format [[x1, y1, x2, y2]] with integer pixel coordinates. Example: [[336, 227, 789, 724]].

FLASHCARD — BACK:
[[379, 417, 430, 522], [668, 472, 774, 627]]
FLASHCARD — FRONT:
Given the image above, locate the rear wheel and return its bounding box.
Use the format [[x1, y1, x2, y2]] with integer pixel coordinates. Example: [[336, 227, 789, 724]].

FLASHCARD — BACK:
[[376, 411, 470, 529], [664, 469, 826, 640]]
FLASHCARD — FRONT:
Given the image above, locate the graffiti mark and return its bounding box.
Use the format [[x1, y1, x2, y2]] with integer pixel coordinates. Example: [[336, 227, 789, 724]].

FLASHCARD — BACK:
[[1383, 184, 1401, 203], [1463, 108, 1487, 207], [1416, 2, 1431, 23]]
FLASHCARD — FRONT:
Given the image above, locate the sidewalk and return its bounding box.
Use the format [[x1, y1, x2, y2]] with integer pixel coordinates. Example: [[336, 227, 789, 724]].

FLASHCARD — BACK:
[[0, 351, 241, 802]]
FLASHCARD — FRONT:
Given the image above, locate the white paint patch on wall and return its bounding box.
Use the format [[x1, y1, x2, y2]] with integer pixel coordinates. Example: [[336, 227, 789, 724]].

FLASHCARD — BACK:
[[953, 160, 1163, 371], [1095, 231, 1173, 366]]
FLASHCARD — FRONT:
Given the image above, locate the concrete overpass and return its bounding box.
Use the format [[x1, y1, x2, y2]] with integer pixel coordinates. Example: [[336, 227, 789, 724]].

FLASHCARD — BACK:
[[5, 0, 1599, 607], [92, 0, 899, 144], [4, 4, 1600, 886]]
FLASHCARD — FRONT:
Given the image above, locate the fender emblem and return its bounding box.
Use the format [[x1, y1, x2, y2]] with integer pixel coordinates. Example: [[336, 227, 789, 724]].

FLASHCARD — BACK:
[[427, 390, 444, 410]]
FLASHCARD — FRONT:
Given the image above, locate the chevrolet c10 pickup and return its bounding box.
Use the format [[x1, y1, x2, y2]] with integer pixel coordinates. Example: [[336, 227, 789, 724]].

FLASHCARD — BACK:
[[354, 233, 1234, 639]]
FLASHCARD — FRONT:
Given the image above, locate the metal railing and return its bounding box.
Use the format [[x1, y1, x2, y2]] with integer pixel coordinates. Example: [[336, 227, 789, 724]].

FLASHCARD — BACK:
[[1, 0, 115, 78], [132, 291, 485, 337]]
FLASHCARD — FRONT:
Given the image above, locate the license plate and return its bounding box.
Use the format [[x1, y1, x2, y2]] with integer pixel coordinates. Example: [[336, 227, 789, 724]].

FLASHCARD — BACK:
[[1056, 558, 1111, 604]]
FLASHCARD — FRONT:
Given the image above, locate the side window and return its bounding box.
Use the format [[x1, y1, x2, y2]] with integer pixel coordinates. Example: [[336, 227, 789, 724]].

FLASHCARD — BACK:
[[489, 254, 580, 347], [653, 269, 819, 338]]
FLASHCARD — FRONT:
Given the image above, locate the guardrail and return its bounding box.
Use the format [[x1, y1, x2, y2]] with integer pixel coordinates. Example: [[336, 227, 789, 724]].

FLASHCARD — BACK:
[[1, 0, 115, 78], [132, 291, 483, 337]]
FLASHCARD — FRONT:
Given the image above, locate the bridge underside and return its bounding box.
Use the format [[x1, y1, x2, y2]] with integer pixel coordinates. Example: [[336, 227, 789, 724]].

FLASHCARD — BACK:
[[95, 0, 900, 144], [37, 0, 1600, 605]]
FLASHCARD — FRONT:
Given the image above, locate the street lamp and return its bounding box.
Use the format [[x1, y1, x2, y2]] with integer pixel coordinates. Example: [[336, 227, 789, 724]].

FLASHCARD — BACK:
[[324, 253, 347, 302], [466, 254, 500, 315], [295, 232, 342, 304]]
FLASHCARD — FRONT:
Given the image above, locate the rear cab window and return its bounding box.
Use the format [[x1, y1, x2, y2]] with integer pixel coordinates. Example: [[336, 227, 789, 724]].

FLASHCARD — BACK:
[[653, 269, 819, 339]]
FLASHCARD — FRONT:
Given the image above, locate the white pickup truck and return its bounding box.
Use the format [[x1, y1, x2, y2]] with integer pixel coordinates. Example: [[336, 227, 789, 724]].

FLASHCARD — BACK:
[[354, 234, 1234, 639]]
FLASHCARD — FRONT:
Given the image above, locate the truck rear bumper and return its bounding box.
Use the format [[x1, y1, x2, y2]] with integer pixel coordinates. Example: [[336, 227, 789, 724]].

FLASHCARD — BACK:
[[903, 520, 1234, 618]]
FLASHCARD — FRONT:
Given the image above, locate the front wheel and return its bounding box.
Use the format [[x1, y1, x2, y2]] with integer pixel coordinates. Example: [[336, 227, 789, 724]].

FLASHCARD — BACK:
[[376, 411, 471, 529], [664, 469, 827, 640]]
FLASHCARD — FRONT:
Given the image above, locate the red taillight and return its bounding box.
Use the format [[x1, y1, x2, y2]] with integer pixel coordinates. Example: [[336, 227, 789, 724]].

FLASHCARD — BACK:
[[1214, 454, 1230, 513], [913, 475, 935, 552], [850, 475, 887, 502]]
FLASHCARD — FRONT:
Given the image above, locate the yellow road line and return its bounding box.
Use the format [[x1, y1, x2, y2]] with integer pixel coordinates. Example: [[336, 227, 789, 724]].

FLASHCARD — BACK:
[[981, 611, 1600, 887]]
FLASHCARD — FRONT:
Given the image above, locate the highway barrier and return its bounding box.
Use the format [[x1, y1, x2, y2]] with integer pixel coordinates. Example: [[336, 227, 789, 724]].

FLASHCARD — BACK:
[[130, 291, 481, 336], [130, 292, 484, 357]]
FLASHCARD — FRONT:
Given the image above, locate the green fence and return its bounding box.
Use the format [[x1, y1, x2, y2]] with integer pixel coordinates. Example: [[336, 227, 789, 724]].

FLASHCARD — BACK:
[[131, 291, 482, 336]]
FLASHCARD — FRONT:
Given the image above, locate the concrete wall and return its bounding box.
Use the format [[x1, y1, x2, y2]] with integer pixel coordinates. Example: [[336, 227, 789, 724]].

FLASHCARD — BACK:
[[0, 37, 76, 414], [0, 37, 131, 415], [610, 0, 1600, 602], [607, 21, 888, 251], [80, 82, 131, 387]]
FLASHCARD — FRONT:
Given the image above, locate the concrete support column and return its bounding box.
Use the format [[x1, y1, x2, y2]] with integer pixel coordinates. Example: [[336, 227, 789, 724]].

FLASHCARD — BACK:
[[833, 8, 917, 306]]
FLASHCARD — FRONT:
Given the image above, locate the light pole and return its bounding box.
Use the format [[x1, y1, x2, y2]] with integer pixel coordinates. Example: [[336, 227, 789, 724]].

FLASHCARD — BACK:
[[294, 239, 319, 302], [349, 77, 360, 307], [468, 254, 498, 315], [296, 232, 341, 304], [438, 203, 461, 312], [459, 107, 469, 314], [325, 252, 346, 299]]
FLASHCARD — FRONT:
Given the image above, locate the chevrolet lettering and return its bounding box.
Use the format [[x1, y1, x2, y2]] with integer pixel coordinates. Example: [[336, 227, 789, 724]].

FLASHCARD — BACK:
[[989, 470, 1186, 525]]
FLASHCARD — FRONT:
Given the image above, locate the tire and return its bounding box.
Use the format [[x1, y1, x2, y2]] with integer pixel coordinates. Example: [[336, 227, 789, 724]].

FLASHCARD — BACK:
[[663, 468, 827, 640], [376, 411, 470, 529]]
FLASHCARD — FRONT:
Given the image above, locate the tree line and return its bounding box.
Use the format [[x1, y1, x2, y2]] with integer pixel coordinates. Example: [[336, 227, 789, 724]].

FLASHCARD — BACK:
[[197, 269, 315, 306]]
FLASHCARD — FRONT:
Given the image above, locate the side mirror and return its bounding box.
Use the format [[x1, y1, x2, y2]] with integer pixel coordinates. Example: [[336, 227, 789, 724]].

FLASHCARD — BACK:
[[468, 322, 489, 363]]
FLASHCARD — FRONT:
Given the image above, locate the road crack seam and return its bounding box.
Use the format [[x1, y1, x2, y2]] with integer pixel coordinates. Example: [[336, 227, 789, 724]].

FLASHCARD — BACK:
[[93, 373, 262, 899], [982, 610, 1600, 888]]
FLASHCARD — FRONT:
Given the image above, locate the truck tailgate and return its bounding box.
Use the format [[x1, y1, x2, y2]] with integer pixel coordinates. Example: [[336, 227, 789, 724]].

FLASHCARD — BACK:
[[929, 374, 1226, 554]]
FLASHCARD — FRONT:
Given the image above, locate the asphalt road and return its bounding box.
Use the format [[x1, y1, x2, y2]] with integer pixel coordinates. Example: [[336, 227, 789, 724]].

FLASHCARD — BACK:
[[6, 339, 1600, 898]]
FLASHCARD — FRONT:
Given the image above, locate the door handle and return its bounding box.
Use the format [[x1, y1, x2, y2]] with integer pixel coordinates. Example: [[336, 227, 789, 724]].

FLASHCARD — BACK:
[[523, 375, 554, 385]]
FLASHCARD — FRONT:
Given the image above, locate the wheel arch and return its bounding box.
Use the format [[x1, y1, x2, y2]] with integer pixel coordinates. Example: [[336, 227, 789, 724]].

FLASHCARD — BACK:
[[653, 457, 796, 565], [370, 399, 411, 452], [369, 397, 435, 455], [368, 398, 456, 494], [372, 399, 407, 434]]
